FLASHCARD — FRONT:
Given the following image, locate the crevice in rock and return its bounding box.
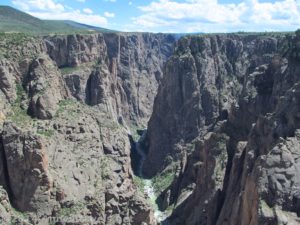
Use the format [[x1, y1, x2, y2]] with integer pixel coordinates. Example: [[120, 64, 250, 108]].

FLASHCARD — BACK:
[[216, 144, 247, 224], [129, 129, 147, 177], [0, 135, 14, 206], [215, 150, 233, 222], [129, 134, 142, 176]]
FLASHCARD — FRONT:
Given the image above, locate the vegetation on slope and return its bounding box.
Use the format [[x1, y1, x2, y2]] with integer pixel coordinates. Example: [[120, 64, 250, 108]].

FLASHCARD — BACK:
[[0, 6, 113, 35]]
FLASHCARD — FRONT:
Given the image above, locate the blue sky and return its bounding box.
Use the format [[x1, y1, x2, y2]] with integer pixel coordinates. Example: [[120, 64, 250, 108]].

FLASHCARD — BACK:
[[2, 0, 300, 33]]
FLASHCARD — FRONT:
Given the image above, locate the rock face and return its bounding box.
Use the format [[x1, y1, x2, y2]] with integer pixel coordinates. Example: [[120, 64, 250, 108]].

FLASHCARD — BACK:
[[26, 55, 68, 119], [1, 122, 52, 214], [0, 33, 175, 225], [45, 33, 175, 126], [2, 30, 300, 225], [143, 34, 284, 177], [143, 33, 300, 224]]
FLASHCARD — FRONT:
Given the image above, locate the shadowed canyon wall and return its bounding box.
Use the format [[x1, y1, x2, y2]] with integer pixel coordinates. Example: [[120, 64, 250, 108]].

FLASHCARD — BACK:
[[143, 33, 300, 225]]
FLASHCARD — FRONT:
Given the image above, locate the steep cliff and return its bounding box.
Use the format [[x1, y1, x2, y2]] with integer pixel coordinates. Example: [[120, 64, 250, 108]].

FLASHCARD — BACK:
[[2, 30, 300, 225], [45, 33, 175, 126], [0, 32, 175, 224], [143, 33, 300, 224]]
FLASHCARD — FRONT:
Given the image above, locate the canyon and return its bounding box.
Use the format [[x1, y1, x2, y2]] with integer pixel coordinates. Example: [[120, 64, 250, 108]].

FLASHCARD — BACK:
[[0, 30, 300, 225]]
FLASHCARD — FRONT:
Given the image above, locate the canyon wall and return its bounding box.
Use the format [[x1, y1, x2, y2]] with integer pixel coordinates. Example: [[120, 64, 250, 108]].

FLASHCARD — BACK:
[[143, 33, 300, 224], [0, 32, 175, 224], [1, 30, 300, 225], [45, 33, 175, 126]]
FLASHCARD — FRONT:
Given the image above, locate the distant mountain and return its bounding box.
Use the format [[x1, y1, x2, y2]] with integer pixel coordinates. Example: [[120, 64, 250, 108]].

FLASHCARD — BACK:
[[0, 5, 114, 34]]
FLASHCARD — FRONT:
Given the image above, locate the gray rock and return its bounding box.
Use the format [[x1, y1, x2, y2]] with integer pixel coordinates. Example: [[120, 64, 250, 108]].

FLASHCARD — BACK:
[[143, 33, 300, 225]]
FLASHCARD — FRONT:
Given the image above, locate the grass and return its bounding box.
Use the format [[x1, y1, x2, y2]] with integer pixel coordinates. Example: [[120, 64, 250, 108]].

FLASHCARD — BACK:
[[0, 6, 114, 35], [7, 83, 32, 126], [58, 202, 86, 217], [193, 31, 295, 38], [130, 124, 146, 142], [37, 129, 55, 138], [55, 99, 78, 117], [100, 155, 111, 180], [10, 207, 29, 224], [0, 32, 33, 45], [59, 58, 110, 77], [59, 66, 81, 75], [133, 175, 145, 193], [0, 32, 38, 60]]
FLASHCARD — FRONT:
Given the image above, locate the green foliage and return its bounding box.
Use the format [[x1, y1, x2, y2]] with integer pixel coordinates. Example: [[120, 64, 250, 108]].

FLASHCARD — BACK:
[[37, 129, 55, 138], [10, 207, 29, 225], [59, 66, 80, 75], [59, 61, 103, 75], [100, 156, 111, 180], [0, 6, 114, 35], [7, 83, 32, 126], [0, 32, 33, 44], [130, 124, 146, 142], [58, 202, 86, 217], [152, 164, 176, 195], [15, 82, 24, 102], [133, 175, 145, 192], [0, 32, 38, 60], [55, 99, 77, 117], [195, 31, 294, 39]]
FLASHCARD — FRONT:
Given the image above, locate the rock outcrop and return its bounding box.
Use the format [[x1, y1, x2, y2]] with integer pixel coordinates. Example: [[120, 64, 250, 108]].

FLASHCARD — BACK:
[[26, 55, 68, 119], [0, 32, 175, 225], [1, 122, 52, 214], [143, 33, 300, 224], [45, 33, 175, 126]]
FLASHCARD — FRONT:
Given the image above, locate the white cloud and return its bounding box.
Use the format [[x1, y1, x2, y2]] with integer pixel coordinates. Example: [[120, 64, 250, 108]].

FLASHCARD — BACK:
[[104, 11, 115, 18], [105, 0, 117, 2], [130, 0, 300, 33], [12, 0, 109, 27], [83, 8, 93, 14], [129, 1, 133, 5], [76, 0, 86, 2], [12, 0, 64, 12]]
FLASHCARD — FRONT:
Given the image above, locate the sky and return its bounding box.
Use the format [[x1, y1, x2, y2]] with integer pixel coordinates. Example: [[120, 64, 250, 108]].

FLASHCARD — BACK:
[[1, 0, 300, 33]]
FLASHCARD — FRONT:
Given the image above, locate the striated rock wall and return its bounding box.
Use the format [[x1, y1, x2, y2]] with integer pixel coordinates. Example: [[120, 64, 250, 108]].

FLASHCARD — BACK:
[[2, 30, 300, 225], [0, 32, 175, 224], [143, 34, 285, 177], [143, 33, 300, 224], [45, 33, 175, 126]]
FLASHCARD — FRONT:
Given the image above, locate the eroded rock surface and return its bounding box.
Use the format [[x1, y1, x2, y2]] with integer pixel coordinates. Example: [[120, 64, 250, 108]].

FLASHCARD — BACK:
[[143, 34, 300, 224], [2, 30, 300, 225], [45, 33, 175, 126], [0, 32, 174, 225]]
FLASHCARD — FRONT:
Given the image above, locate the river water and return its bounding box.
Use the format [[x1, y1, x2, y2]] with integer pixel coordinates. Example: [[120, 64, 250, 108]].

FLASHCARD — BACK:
[[134, 130, 166, 222]]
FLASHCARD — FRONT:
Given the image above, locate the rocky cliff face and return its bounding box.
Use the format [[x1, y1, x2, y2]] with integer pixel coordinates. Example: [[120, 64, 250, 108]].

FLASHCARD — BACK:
[[143, 33, 300, 224], [0, 32, 175, 224], [45, 33, 175, 126], [1, 30, 300, 225]]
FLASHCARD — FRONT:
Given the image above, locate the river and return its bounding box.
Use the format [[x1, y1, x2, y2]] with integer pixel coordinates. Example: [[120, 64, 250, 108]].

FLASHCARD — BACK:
[[134, 130, 167, 222]]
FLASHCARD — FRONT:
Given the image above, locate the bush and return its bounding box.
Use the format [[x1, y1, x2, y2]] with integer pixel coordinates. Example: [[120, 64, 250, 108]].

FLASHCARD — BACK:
[[133, 175, 145, 192]]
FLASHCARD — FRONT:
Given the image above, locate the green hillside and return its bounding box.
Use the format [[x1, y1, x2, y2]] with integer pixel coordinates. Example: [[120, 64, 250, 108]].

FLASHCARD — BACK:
[[0, 6, 113, 35]]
